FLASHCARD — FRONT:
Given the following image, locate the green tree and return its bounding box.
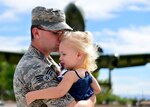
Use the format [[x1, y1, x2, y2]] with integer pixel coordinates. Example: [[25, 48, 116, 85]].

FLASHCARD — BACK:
[[0, 61, 16, 100]]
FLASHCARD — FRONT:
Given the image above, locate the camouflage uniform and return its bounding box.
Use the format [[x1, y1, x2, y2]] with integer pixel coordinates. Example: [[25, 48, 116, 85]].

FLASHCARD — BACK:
[[13, 45, 74, 107]]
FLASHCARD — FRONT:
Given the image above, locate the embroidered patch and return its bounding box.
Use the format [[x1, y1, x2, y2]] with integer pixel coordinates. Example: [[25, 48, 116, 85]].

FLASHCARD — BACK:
[[35, 69, 52, 82]]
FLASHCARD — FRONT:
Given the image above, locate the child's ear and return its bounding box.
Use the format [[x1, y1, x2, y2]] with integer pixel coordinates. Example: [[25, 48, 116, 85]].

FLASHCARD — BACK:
[[77, 51, 85, 59]]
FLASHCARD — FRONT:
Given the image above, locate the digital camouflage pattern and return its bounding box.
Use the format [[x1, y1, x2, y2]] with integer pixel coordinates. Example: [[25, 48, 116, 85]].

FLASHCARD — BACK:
[[13, 45, 74, 107], [32, 6, 72, 31]]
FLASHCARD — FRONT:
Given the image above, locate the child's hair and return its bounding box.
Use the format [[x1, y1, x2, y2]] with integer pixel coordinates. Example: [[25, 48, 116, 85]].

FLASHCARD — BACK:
[[62, 31, 99, 72]]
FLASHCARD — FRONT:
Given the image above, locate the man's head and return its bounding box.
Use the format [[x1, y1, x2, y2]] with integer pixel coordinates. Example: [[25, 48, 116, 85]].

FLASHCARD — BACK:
[[31, 6, 73, 55], [32, 6, 72, 31]]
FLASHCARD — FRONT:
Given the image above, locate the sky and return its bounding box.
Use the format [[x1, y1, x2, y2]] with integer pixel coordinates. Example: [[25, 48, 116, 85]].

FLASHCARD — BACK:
[[0, 0, 150, 99]]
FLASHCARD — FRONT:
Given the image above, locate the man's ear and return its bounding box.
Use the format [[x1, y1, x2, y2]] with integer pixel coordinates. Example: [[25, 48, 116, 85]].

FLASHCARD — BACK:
[[32, 27, 40, 39]]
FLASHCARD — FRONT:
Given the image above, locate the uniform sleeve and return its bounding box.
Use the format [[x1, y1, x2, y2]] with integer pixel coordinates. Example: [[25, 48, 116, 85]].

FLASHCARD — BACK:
[[13, 61, 46, 107], [13, 69, 28, 107]]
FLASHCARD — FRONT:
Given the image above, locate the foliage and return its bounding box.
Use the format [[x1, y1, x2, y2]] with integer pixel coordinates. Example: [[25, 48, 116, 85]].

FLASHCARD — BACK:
[[105, 94, 131, 105], [0, 61, 16, 100]]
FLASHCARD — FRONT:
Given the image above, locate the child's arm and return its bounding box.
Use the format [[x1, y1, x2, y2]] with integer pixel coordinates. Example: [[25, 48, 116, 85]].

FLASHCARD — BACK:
[[25, 71, 77, 105], [90, 74, 101, 94]]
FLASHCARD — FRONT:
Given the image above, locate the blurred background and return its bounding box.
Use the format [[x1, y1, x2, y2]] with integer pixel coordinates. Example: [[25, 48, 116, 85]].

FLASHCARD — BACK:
[[0, 0, 150, 106]]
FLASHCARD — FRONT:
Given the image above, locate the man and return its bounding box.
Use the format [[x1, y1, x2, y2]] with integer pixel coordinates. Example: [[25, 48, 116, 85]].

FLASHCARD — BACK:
[[13, 6, 95, 107]]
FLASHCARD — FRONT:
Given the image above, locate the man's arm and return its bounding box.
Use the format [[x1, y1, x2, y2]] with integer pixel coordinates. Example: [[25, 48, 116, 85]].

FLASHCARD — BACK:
[[13, 74, 28, 107]]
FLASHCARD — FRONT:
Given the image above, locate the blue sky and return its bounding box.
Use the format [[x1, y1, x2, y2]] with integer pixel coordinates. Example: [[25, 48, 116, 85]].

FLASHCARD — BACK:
[[0, 0, 150, 99]]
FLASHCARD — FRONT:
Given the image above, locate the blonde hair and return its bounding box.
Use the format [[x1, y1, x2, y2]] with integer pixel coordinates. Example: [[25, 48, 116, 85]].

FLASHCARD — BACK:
[[61, 31, 99, 72]]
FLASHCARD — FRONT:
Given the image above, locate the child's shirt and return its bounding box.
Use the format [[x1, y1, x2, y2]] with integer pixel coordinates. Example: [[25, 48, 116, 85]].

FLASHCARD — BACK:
[[58, 70, 94, 101]]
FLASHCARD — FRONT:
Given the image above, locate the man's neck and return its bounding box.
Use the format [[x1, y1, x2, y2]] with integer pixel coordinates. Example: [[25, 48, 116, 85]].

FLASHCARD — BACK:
[[31, 43, 50, 57]]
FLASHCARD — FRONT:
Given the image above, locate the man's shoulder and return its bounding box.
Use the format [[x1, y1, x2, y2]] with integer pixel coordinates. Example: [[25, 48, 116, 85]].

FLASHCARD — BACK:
[[19, 51, 44, 66], [14, 52, 46, 77]]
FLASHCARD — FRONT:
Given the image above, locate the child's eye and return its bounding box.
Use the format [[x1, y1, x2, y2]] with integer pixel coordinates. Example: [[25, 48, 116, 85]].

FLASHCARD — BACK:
[[60, 53, 66, 56]]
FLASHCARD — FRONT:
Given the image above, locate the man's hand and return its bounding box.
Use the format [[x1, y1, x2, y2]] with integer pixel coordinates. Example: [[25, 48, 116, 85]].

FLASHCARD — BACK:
[[89, 94, 96, 104], [67, 95, 96, 107]]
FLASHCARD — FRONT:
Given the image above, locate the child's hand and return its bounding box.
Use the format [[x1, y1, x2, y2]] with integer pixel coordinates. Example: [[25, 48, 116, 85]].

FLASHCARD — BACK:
[[25, 92, 35, 106]]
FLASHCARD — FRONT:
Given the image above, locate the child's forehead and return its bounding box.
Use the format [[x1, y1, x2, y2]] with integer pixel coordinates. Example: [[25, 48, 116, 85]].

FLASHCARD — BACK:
[[59, 40, 78, 51], [60, 40, 72, 48], [60, 39, 72, 46]]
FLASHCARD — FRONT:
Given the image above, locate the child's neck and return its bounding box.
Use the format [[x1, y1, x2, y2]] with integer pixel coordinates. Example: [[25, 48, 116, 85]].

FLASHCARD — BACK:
[[73, 66, 86, 70]]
